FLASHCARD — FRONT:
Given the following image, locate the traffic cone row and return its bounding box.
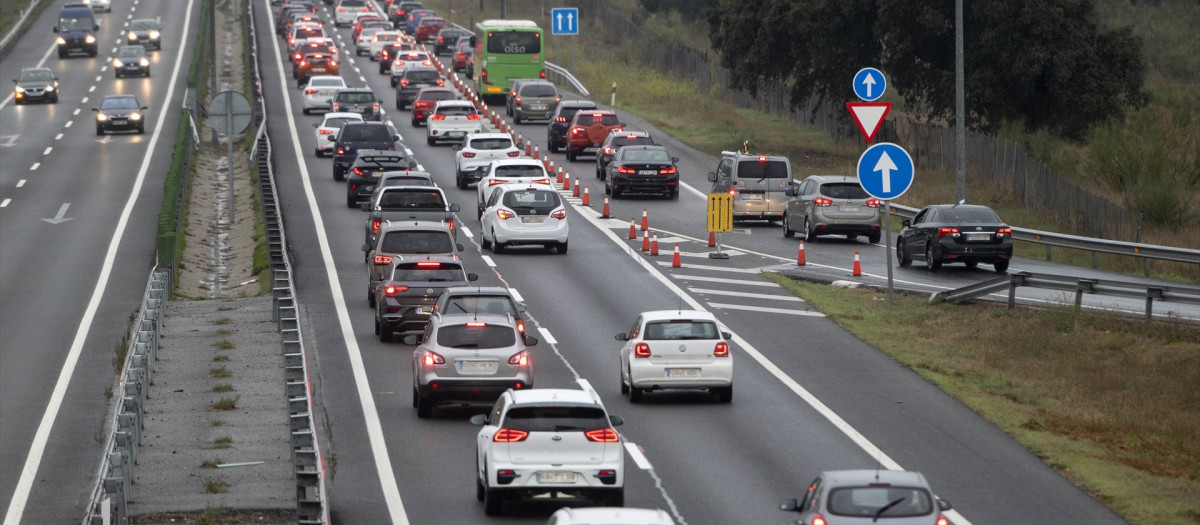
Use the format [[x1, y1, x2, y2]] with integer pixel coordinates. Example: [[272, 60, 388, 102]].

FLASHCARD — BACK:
[[556, 166, 564, 184], [533, 145, 540, 160], [572, 179, 581, 197], [628, 218, 637, 239], [641, 229, 650, 252], [563, 174, 572, 191], [640, 208, 649, 231], [650, 232, 660, 256]]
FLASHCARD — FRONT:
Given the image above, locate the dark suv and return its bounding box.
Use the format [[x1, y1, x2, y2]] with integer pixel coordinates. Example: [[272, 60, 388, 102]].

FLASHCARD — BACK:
[[345, 149, 418, 207], [54, 4, 99, 58], [373, 257, 478, 341], [596, 130, 654, 179], [332, 87, 381, 121], [433, 27, 470, 55], [393, 66, 442, 109], [546, 100, 597, 153], [332, 122, 401, 181]]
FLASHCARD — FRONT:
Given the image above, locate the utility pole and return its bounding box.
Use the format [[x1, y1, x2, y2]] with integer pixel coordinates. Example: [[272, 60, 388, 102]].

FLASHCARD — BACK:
[[955, 0, 966, 204]]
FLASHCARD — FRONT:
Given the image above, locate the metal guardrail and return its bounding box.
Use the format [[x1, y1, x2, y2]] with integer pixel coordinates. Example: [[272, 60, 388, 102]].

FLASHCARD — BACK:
[[888, 203, 1200, 278], [0, 0, 44, 50], [930, 271, 1200, 320]]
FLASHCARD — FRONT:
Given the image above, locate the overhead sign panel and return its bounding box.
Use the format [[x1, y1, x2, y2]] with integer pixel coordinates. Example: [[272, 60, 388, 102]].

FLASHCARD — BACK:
[[857, 142, 914, 200], [852, 67, 886, 101], [847, 102, 892, 143], [551, 8, 579, 35]]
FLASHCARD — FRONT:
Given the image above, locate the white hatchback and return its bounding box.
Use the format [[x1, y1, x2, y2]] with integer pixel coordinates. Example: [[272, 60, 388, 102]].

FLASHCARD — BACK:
[[311, 112, 363, 157], [452, 133, 520, 189], [334, 0, 370, 26], [547, 507, 676, 525], [470, 388, 625, 516], [425, 100, 484, 146], [475, 158, 552, 216], [480, 184, 569, 254], [301, 75, 348, 114], [615, 310, 733, 403]]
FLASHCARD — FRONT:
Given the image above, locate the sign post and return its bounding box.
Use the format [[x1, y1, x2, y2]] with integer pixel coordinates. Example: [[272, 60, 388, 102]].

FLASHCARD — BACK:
[[207, 90, 251, 224], [857, 142, 914, 305], [550, 7, 578, 71], [706, 193, 733, 259]]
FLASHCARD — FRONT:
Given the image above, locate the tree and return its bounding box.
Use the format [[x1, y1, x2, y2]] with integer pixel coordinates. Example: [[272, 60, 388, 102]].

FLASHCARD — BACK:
[[707, 0, 1148, 140]]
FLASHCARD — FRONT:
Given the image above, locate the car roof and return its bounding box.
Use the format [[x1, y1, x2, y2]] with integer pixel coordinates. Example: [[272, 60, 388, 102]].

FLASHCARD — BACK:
[[467, 133, 512, 141], [488, 158, 542, 168], [389, 254, 461, 268], [550, 507, 675, 525], [433, 100, 474, 108], [493, 183, 557, 194], [336, 87, 375, 94], [403, 66, 439, 74], [805, 174, 858, 184], [638, 310, 718, 322], [821, 470, 931, 488], [417, 86, 454, 94], [927, 203, 994, 212], [508, 388, 602, 407]]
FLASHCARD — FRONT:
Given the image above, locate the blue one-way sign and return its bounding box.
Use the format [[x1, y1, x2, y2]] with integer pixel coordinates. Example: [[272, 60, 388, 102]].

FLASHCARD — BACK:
[[853, 67, 886, 102], [857, 142, 914, 200], [551, 8, 579, 35]]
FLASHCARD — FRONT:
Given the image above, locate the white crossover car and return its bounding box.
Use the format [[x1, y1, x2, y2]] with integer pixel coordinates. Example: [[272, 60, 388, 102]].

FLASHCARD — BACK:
[[615, 310, 733, 403], [425, 100, 484, 146], [547, 507, 676, 525], [312, 112, 363, 157], [474, 158, 552, 216], [470, 388, 625, 515], [301, 75, 348, 114], [480, 184, 569, 254], [452, 133, 520, 189]]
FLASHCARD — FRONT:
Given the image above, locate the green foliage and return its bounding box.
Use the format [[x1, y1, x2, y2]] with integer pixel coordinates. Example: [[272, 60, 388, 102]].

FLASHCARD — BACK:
[[1094, 0, 1200, 83], [707, 0, 1149, 140]]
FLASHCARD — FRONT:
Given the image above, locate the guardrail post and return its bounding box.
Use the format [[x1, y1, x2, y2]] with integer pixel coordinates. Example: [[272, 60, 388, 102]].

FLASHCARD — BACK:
[[1145, 287, 1164, 320], [103, 477, 127, 522], [1007, 272, 1030, 309], [1075, 279, 1096, 309], [1044, 244, 1052, 262]]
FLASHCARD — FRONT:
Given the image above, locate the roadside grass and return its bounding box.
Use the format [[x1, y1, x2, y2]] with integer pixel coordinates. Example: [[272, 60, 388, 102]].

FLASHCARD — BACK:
[[209, 396, 238, 411], [764, 274, 1200, 525], [0, 0, 32, 40]]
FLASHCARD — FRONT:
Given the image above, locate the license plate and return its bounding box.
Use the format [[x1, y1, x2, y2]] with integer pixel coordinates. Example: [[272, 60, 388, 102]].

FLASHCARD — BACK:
[[113, 119, 127, 124], [311, 67, 326, 72], [457, 360, 495, 374], [666, 368, 701, 377], [582, 147, 597, 153], [521, 216, 545, 224], [967, 233, 991, 241], [839, 205, 859, 212], [741, 193, 763, 201], [537, 471, 575, 484], [638, 170, 658, 175], [448, 131, 465, 137], [530, 105, 546, 111], [487, 87, 502, 93], [417, 305, 433, 314]]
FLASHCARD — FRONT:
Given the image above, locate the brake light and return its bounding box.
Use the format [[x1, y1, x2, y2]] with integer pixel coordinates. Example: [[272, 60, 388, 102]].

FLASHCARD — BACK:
[[551, 209, 566, 219], [508, 351, 528, 366], [555, 116, 566, 123], [714, 341, 729, 357], [372, 102, 379, 111], [372, 218, 382, 234], [496, 209, 515, 220], [585, 429, 619, 443], [996, 227, 1012, 237], [384, 284, 408, 296], [294, 53, 301, 61], [617, 166, 636, 174], [812, 197, 833, 207], [532, 178, 551, 185], [445, 219, 454, 232], [462, 151, 476, 158], [492, 428, 528, 442], [415, 262, 441, 268], [634, 342, 651, 357], [865, 198, 882, 208], [305, 88, 317, 94], [300, 60, 308, 67], [539, 69, 545, 79], [938, 227, 961, 238], [516, 319, 525, 333], [438, 35, 443, 43], [373, 254, 392, 265], [488, 179, 508, 186], [515, 96, 522, 107], [352, 167, 363, 177], [435, 78, 444, 86], [811, 515, 826, 525], [318, 129, 332, 135], [336, 147, 345, 155], [466, 321, 487, 327], [400, 79, 409, 87], [602, 147, 615, 156], [935, 515, 949, 525], [481, 68, 488, 84], [758, 155, 768, 162], [506, 151, 520, 157], [381, 50, 388, 60], [422, 351, 445, 366], [570, 128, 585, 135], [659, 166, 677, 175], [330, 59, 337, 67], [331, 102, 339, 110], [466, 114, 480, 121], [430, 114, 446, 121]]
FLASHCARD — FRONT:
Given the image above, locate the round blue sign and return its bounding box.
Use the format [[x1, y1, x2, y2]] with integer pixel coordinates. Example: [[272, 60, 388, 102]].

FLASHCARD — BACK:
[[853, 67, 886, 102], [856, 142, 913, 200]]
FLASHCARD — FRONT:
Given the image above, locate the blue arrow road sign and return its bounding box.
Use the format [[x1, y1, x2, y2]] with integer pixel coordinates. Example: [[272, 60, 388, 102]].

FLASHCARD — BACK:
[[551, 8, 579, 35], [857, 142, 914, 200], [853, 67, 886, 102]]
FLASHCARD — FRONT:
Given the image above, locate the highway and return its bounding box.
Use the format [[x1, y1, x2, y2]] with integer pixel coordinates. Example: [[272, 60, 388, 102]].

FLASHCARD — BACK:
[[251, 1, 1136, 523], [0, 0, 198, 521]]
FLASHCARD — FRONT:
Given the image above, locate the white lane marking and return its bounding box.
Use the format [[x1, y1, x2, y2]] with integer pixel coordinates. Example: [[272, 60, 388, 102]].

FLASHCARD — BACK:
[[707, 303, 825, 317], [688, 288, 803, 302], [0, 199, 10, 207], [536, 327, 558, 345], [73, 108, 81, 115], [65, 120, 73, 127], [101, 66, 108, 72], [509, 288, 524, 302], [16, 180, 26, 188], [653, 261, 760, 273], [481, 254, 496, 267], [1, 0, 196, 522], [29, 163, 39, 171], [42, 147, 52, 156], [54, 133, 63, 141], [81, 96, 88, 103], [0, 44, 55, 109], [88, 86, 96, 93], [263, 3, 410, 522], [671, 275, 778, 287], [95, 75, 102, 82], [624, 442, 653, 470]]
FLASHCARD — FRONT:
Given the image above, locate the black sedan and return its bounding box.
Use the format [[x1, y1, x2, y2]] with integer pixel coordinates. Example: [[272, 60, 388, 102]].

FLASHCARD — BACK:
[[897, 204, 1013, 273], [113, 46, 150, 78], [93, 95, 148, 135], [12, 67, 59, 104], [603, 145, 680, 199]]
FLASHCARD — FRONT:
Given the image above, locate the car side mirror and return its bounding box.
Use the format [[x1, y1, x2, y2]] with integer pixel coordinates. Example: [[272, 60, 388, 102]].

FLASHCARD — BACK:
[[11, 80, 15, 84], [393, 134, 402, 141], [468, 414, 487, 425], [327, 135, 337, 142], [671, 157, 680, 163], [91, 108, 99, 112], [360, 203, 371, 212], [451, 143, 462, 151], [401, 333, 424, 345], [779, 498, 799, 512], [449, 203, 460, 212], [608, 415, 624, 426], [467, 272, 478, 282], [94, 24, 100, 31], [523, 335, 538, 346], [785, 187, 797, 197], [937, 499, 952, 511], [517, 303, 527, 313], [141, 106, 149, 110], [614, 333, 628, 341], [722, 331, 732, 340], [707, 172, 717, 183], [370, 272, 382, 281], [362, 243, 372, 252], [456, 243, 465, 251], [53, 26, 59, 33], [901, 219, 911, 228]]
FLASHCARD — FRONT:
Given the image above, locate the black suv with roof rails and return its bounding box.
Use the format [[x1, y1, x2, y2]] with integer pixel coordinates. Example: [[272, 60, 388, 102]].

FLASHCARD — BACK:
[[331, 122, 402, 181], [546, 100, 598, 153], [54, 4, 99, 58]]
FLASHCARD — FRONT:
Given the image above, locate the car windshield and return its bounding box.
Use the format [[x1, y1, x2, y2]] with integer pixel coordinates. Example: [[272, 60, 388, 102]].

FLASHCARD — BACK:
[[436, 323, 515, 349], [381, 231, 453, 254], [621, 149, 671, 163], [826, 487, 933, 518], [520, 85, 556, 97], [379, 190, 444, 209], [389, 263, 463, 281], [443, 296, 516, 316], [131, 20, 157, 30], [338, 92, 376, 103], [643, 320, 719, 340], [59, 17, 93, 31], [324, 117, 358, 129], [339, 125, 390, 141], [381, 176, 432, 186], [560, 106, 594, 120], [340, 0, 365, 6], [360, 28, 382, 40], [436, 105, 475, 116], [503, 406, 608, 432], [101, 97, 140, 110], [19, 70, 53, 82], [820, 182, 870, 199], [312, 77, 344, 87], [737, 159, 789, 179], [502, 190, 560, 212], [575, 113, 619, 126], [935, 207, 1002, 224], [469, 138, 513, 150], [493, 165, 544, 178], [117, 47, 145, 58]]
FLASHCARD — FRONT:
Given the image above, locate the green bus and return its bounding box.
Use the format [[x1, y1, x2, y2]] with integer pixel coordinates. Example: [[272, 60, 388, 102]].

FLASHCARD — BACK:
[[472, 19, 545, 101]]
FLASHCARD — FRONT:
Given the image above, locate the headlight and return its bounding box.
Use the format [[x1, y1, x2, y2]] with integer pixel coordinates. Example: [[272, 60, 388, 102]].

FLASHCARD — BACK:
[[44, 85, 55, 92], [149, 31, 160, 39], [139, 58, 148, 66], [96, 113, 108, 121], [85, 34, 96, 44], [127, 32, 137, 40], [130, 113, 142, 121], [56, 36, 66, 45], [14, 86, 25, 93], [112, 59, 124, 67]]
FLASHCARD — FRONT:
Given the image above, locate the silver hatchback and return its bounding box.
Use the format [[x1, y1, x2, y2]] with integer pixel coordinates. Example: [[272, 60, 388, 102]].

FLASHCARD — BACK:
[[782, 175, 882, 244]]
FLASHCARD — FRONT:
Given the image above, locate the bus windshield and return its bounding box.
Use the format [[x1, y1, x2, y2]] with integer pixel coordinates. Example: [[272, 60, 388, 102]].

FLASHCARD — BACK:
[[486, 30, 540, 54]]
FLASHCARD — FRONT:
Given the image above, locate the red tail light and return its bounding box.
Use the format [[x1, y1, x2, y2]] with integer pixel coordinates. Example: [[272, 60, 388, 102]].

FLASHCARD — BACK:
[[658, 166, 677, 175], [516, 319, 525, 333], [480, 69, 488, 84], [515, 96, 523, 107], [372, 218, 382, 234], [935, 515, 949, 525], [435, 78, 444, 86], [551, 209, 566, 219], [318, 129, 332, 135], [294, 53, 301, 61], [437, 35, 443, 43], [555, 116, 566, 123], [602, 147, 615, 155], [539, 70, 546, 79], [496, 209, 515, 220], [617, 166, 635, 174], [758, 155, 768, 162], [462, 151, 476, 158], [493, 428, 529, 442], [415, 261, 441, 268], [330, 59, 338, 66], [466, 321, 487, 327], [714, 341, 729, 357], [430, 114, 446, 121], [373, 254, 392, 265], [865, 198, 882, 208], [811, 515, 827, 525], [506, 151, 520, 157], [336, 147, 345, 155], [508, 351, 528, 366], [813, 197, 833, 207], [352, 167, 363, 177], [331, 102, 339, 111], [570, 128, 584, 135], [996, 227, 1012, 237], [938, 227, 961, 238], [372, 102, 379, 110], [634, 342, 651, 357], [445, 219, 454, 232], [585, 429, 619, 442], [305, 88, 317, 94], [422, 351, 445, 366], [300, 60, 308, 67], [532, 178, 551, 185], [384, 284, 408, 296], [400, 79, 409, 87], [466, 114, 480, 121]]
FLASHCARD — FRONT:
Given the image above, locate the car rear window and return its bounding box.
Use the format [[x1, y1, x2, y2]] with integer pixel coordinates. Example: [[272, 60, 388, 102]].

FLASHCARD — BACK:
[[503, 406, 608, 432], [502, 190, 561, 211], [642, 320, 718, 340], [340, 0, 365, 6], [469, 138, 513, 150], [312, 77, 344, 87], [493, 165, 545, 178], [304, 55, 332, 65], [621, 148, 671, 163], [736, 159, 790, 179], [407, 70, 440, 81], [381, 231, 453, 253], [389, 262, 464, 281], [826, 487, 932, 518], [520, 85, 557, 97], [340, 125, 391, 141], [939, 207, 1002, 224], [378, 190, 444, 209], [436, 105, 476, 116], [442, 296, 517, 317], [486, 30, 541, 54], [436, 323, 515, 349], [324, 117, 358, 129], [612, 135, 653, 147], [575, 113, 619, 126], [420, 91, 455, 101], [560, 106, 595, 120], [819, 183, 870, 199], [338, 92, 375, 103]]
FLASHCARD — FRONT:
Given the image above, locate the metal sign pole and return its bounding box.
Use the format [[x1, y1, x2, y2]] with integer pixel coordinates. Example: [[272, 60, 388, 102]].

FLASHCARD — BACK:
[[884, 201, 894, 305], [226, 102, 234, 225]]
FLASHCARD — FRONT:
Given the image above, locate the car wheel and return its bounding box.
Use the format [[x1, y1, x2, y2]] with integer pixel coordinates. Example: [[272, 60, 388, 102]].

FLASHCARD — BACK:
[[373, 316, 380, 334], [51, 95, 58, 103], [456, 173, 467, 190], [868, 232, 881, 244], [368, 288, 376, 307], [804, 218, 819, 242], [480, 232, 492, 250], [566, 149, 576, 162], [334, 168, 344, 182], [475, 463, 485, 501], [426, 136, 435, 146], [611, 184, 622, 199], [58, 50, 67, 58], [411, 118, 419, 127], [668, 188, 678, 200], [491, 230, 505, 253], [412, 384, 419, 408], [926, 243, 942, 271], [619, 367, 629, 395], [379, 322, 393, 342], [96, 126, 105, 136], [714, 386, 733, 403], [604, 489, 624, 507], [347, 195, 356, 208], [415, 389, 433, 418], [303, 107, 310, 115], [897, 239, 912, 267], [629, 381, 643, 403], [395, 98, 402, 110], [556, 241, 568, 254], [994, 259, 1010, 273], [782, 213, 795, 238], [483, 486, 503, 516], [138, 126, 144, 134], [547, 140, 557, 153], [115, 71, 121, 78]]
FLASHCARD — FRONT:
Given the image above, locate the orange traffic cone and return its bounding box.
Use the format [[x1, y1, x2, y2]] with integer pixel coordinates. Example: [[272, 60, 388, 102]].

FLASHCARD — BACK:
[[671, 243, 682, 268], [640, 208, 649, 231], [582, 186, 590, 206], [525, 140, 532, 156], [852, 250, 862, 276], [533, 145, 540, 160], [517, 133, 523, 148], [797, 241, 807, 266], [564, 174, 572, 191], [556, 166, 564, 184], [628, 218, 637, 239], [650, 232, 660, 256], [707, 231, 716, 247], [641, 229, 650, 252], [601, 195, 611, 218], [572, 179, 581, 197]]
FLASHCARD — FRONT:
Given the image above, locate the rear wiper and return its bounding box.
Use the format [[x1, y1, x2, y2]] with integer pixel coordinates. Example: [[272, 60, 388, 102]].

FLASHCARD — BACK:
[[872, 497, 905, 522], [553, 425, 583, 431], [451, 343, 479, 348]]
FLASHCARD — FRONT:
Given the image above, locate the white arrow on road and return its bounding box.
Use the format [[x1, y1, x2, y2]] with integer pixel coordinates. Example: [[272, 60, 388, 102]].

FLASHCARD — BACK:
[[862, 73, 876, 98], [873, 151, 898, 193], [0, 135, 18, 147], [42, 203, 74, 224]]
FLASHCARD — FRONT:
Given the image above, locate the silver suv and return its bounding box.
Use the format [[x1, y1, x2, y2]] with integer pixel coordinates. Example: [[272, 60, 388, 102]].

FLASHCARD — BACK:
[[782, 175, 882, 244], [707, 150, 792, 222]]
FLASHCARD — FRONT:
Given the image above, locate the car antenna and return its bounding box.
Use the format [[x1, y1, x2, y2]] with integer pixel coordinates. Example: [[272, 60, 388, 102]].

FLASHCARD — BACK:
[[678, 296, 683, 315]]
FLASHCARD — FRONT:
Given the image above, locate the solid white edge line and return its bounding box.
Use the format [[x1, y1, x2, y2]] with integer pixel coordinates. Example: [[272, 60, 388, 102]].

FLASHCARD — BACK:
[[261, 2, 409, 522], [623, 442, 653, 470], [1, 0, 196, 521]]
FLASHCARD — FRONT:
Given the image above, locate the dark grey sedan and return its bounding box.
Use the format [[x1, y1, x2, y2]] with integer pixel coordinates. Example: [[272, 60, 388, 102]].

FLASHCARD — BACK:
[[897, 204, 1013, 273]]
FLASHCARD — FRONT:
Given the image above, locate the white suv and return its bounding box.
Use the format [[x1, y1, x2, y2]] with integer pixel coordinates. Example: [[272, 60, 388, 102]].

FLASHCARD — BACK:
[[470, 388, 626, 515], [453, 133, 520, 189], [474, 158, 552, 217]]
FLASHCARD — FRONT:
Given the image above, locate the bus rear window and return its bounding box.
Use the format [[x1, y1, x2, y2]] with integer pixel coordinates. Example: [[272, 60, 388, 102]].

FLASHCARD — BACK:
[[487, 30, 541, 54]]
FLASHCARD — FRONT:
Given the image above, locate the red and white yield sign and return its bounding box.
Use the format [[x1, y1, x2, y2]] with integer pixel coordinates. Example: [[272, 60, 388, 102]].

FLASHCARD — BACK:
[[846, 102, 892, 143]]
